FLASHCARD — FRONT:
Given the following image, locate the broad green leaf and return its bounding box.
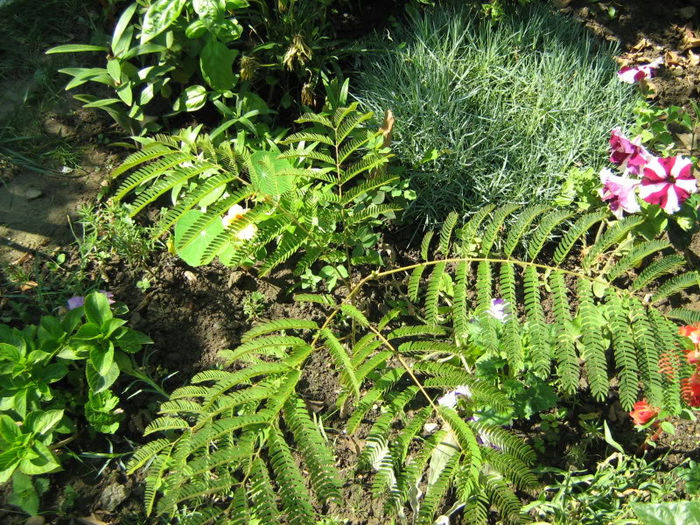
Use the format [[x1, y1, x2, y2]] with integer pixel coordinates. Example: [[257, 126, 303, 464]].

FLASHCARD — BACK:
[[9, 471, 39, 516], [174, 209, 226, 266], [186, 19, 208, 39], [111, 3, 138, 55], [25, 410, 64, 436], [193, 0, 225, 18], [0, 414, 22, 444], [249, 151, 295, 197], [18, 441, 61, 476], [46, 44, 108, 54], [115, 328, 153, 354], [199, 36, 237, 91], [173, 85, 208, 112], [35, 363, 68, 383], [0, 449, 21, 483], [107, 59, 121, 82], [86, 361, 120, 394], [140, 0, 187, 45], [632, 502, 700, 525], [102, 318, 127, 338], [90, 342, 115, 377], [84, 292, 113, 329], [116, 82, 133, 106], [85, 391, 122, 434]]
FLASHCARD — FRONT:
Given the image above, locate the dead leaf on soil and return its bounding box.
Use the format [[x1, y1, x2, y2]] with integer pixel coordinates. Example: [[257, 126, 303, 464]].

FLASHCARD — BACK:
[[77, 515, 110, 525], [11, 252, 32, 265], [20, 280, 38, 292], [665, 49, 684, 67], [631, 38, 656, 53], [680, 26, 700, 51]]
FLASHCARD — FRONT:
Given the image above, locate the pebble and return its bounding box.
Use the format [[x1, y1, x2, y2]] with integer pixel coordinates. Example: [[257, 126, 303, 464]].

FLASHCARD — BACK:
[[24, 188, 43, 200], [98, 483, 129, 512]]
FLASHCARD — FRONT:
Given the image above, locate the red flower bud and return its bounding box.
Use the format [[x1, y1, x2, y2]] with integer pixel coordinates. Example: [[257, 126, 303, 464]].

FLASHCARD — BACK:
[[629, 399, 659, 426]]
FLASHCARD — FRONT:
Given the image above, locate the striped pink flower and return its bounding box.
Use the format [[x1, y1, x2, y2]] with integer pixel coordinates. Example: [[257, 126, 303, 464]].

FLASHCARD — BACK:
[[617, 57, 663, 84], [609, 128, 651, 175], [599, 168, 641, 219], [639, 156, 697, 214]]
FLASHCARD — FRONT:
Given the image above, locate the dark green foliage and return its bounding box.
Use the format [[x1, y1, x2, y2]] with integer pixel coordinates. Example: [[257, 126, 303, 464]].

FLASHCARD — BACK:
[[410, 205, 694, 412], [128, 205, 696, 524], [111, 104, 399, 284]]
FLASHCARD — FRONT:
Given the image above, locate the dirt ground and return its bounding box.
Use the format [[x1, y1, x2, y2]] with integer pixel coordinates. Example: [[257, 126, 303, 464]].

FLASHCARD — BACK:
[[1, 1, 700, 523]]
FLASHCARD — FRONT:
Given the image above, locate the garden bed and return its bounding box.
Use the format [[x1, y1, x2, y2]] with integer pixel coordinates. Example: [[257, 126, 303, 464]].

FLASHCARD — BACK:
[[1, 1, 700, 524]]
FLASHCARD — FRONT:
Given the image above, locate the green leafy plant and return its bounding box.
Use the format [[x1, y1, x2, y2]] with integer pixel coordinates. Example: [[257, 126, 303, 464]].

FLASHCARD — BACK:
[[45, 0, 359, 133], [75, 202, 159, 271], [355, 3, 639, 222], [526, 453, 691, 524], [0, 292, 156, 515], [128, 204, 698, 523], [47, 0, 252, 133], [111, 102, 400, 292], [242, 290, 265, 320]]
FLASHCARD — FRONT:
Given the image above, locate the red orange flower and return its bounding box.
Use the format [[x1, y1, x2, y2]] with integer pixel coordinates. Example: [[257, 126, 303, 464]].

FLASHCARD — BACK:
[[629, 399, 659, 426], [682, 373, 700, 408]]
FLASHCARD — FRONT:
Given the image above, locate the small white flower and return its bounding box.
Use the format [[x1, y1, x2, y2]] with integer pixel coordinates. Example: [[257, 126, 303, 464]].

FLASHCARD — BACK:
[[222, 203, 249, 228], [236, 223, 257, 241], [437, 385, 472, 408], [486, 298, 509, 323]]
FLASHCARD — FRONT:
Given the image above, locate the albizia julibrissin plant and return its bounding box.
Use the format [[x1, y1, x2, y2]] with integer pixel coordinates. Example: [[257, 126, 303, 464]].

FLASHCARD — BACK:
[[128, 205, 698, 525]]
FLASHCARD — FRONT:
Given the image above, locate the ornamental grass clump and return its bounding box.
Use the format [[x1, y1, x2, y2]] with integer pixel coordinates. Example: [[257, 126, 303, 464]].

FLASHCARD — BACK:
[[354, 3, 640, 223]]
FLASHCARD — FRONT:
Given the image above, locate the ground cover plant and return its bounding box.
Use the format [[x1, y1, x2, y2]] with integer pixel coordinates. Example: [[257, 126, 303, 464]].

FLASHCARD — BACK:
[[2, 0, 700, 524], [354, 1, 640, 222]]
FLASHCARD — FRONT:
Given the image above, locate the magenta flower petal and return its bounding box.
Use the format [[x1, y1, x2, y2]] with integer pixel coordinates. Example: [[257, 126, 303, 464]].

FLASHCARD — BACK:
[[598, 168, 641, 219], [609, 128, 651, 175], [639, 156, 697, 214], [617, 57, 663, 84]]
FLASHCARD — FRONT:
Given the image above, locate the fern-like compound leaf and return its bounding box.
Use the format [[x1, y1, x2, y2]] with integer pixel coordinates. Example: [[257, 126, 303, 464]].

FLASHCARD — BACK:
[[552, 209, 608, 264], [503, 204, 550, 257], [283, 396, 342, 506], [577, 278, 609, 401], [481, 203, 521, 256], [632, 254, 686, 291], [527, 209, 572, 260]]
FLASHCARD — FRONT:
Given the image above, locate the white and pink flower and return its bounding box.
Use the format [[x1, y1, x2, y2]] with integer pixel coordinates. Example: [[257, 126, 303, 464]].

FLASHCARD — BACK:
[[639, 156, 697, 214], [609, 128, 651, 175], [598, 167, 642, 219], [617, 57, 663, 84]]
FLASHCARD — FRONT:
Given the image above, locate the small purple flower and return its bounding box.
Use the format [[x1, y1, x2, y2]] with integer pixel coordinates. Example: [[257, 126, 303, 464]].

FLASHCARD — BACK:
[[617, 57, 663, 84], [609, 128, 651, 175], [598, 168, 641, 219], [486, 298, 509, 323], [67, 291, 115, 310]]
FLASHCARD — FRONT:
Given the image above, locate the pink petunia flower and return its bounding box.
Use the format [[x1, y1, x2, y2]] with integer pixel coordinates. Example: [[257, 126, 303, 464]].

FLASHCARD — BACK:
[[638, 156, 697, 214], [609, 128, 651, 175], [598, 168, 641, 219], [617, 57, 663, 84]]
